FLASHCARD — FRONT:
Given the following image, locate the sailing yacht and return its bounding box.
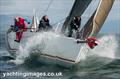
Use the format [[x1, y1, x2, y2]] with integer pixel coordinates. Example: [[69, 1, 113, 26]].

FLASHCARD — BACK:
[[6, 0, 115, 67]]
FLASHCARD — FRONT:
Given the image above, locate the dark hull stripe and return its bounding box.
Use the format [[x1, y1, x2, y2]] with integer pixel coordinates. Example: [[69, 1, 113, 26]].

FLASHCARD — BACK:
[[41, 54, 75, 63]]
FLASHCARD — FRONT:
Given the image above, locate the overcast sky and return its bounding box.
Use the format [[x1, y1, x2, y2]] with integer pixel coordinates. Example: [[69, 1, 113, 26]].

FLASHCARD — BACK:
[[0, 0, 120, 34]]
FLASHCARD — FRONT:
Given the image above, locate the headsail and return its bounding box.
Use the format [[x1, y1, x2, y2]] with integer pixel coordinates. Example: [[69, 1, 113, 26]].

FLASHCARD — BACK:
[[61, 0, 92, 33], [80, 0, 115, 39], [90, 0, 115, 37]]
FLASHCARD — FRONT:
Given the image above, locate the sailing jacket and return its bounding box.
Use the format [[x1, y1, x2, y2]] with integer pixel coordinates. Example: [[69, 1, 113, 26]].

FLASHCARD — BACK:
[[70, 17, 81, 30], [39, 18, 52, 31], [14, 18, 30, 31]]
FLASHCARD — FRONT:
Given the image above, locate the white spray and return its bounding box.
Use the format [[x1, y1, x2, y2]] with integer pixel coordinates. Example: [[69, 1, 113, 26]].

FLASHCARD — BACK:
[[88, 35, 119, 59], [10, 33, 119, 65], [10, 32, 60, 65]]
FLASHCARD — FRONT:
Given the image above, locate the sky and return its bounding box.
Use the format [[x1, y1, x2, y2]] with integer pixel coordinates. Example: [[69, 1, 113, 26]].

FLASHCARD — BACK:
[[0, 0, 120, 34]]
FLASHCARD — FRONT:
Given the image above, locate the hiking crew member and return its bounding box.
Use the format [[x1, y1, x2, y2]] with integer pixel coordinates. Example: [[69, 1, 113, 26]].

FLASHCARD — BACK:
[[77, 37, 98, 49], [86, 37, 98, 49], [14, 17, 30, 42], [38, 15, 52, 31], [68, 16, 81, 38]]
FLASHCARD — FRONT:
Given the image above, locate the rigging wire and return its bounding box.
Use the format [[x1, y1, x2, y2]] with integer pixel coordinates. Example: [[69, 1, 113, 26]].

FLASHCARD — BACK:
[[44, 0, 54, 14], [38, 0, 54, 22], [51, 17, 66, 26]]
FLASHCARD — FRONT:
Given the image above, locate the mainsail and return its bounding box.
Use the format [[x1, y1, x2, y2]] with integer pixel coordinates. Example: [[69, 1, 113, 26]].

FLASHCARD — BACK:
[[61, 0, 92, 33], [80, 0, 115, 39]]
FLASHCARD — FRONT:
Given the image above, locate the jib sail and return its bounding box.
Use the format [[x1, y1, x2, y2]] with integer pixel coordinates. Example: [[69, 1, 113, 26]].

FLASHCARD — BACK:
[[79, 0, 115, 39]]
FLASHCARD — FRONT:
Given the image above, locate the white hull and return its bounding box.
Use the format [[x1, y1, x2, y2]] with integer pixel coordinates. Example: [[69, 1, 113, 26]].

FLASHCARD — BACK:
[[6, 31, 86, 67]]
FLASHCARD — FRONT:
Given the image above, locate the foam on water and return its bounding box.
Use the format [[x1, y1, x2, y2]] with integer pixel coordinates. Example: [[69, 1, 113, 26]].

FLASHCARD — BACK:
[[88, 35, 119, 59], [10, 32, 60, 65], [77, 35, 119, 70]]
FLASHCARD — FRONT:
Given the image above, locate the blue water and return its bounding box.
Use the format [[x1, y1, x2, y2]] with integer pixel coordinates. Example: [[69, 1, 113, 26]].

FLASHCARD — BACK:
[[0, 14, 120, 79]]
